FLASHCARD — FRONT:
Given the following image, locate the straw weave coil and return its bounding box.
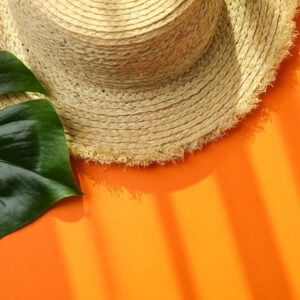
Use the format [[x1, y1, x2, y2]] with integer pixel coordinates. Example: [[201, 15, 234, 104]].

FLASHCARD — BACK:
[[0, 0, 298, 165]]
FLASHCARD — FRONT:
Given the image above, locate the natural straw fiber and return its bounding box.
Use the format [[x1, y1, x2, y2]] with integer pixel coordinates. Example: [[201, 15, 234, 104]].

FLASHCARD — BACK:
[[0, 0, 298, 165]]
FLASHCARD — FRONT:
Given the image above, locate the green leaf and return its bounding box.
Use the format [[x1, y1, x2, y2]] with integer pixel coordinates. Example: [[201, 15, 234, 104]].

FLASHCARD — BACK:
[[0, 51, 47, 95], [0, 99, 81, 238]]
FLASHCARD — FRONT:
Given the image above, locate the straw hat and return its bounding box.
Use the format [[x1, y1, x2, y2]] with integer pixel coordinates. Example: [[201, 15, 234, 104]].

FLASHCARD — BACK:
[[0, 0, 298, 165]]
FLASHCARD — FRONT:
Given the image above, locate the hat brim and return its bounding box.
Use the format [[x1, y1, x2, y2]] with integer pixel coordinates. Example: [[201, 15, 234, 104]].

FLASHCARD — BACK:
[[0, 0, 297, 165]]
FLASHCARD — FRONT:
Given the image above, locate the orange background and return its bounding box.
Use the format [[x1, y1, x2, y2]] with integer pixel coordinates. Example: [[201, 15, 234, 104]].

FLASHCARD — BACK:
[[1, 15, 300, 300]]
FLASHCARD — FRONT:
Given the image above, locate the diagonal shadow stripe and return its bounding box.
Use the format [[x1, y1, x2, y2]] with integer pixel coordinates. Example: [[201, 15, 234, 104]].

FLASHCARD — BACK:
[[68, 165, 118, 300], [88, 221, 118, 300], [153, 193, 201, 300], [256, 11, 300, 201], [215, 148, 294, 300], [82, 191, 118, 300]]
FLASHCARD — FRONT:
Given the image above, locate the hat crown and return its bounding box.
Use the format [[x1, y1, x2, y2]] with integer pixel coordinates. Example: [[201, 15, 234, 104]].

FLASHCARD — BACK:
[[9, 0, 222, 88]]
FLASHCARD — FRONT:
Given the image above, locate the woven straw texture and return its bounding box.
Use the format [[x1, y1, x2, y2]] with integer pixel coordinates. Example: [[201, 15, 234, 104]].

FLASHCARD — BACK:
[[0, 0, 298, 165]]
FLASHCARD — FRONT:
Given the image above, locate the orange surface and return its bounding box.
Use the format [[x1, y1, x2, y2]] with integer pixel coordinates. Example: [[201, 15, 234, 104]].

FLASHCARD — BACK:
[[1, 17, 300, 300]]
